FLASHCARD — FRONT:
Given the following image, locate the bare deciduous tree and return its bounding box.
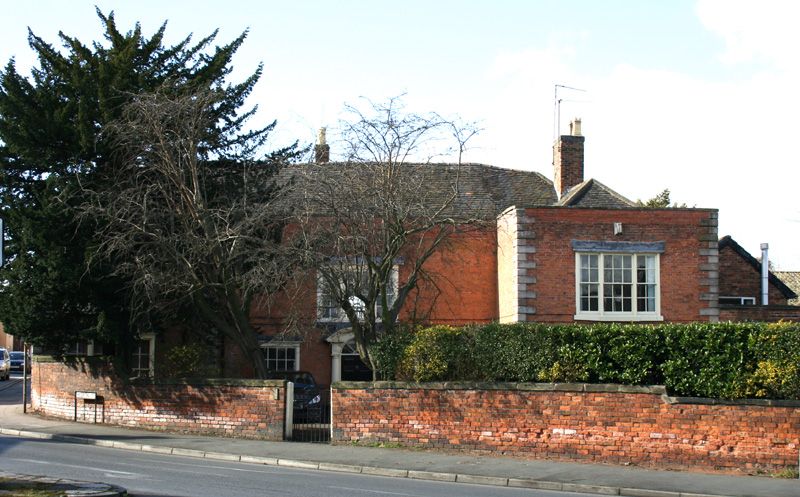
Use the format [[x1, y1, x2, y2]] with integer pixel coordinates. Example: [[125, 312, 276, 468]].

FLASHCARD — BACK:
[[293, 97, 486, 377], [83, 89, 301, 378]]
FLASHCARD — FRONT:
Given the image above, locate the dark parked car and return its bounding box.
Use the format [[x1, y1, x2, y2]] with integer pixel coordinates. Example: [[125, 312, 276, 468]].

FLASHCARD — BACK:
[[0, 349, 10, 381], [265, 371, 324, 422], [9, 351, 29, 373]]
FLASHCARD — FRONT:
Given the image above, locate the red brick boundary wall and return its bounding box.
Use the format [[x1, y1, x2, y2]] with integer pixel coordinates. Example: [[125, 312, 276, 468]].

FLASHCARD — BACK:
[[32, 357, 286, 440], [719, 305, 800, 322], [332, 382, 800, 473]]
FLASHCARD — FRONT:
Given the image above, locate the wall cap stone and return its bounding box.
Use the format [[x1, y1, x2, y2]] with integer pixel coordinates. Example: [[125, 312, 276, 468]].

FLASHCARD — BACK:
[[663, 395, 800, 408], [333, 381, 667, 395], [334, 382, 800, 406], [34, 359, 284, 388]]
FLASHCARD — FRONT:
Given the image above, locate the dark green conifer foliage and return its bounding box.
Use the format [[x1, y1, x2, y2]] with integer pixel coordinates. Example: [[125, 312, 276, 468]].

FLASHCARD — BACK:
[[0, 9, 284, 364]]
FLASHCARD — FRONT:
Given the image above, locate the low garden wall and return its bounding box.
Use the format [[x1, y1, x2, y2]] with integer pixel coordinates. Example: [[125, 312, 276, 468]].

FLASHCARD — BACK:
[[332, 382, 800, 473], [32, 357, 286, 440]]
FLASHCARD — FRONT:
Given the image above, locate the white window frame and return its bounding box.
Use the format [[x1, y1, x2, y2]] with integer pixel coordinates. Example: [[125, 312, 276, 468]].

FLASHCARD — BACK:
[[65, 340, 104, 357], [64, 342, 89, 356], [262, 343, 300, 372], [316, 266, 399, 323], [130, 333, 155, 378], [574, 252, 663, 322], [719, 296, 756, 306]]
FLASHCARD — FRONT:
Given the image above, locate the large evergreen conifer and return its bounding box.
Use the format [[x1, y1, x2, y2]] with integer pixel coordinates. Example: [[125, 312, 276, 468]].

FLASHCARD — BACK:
[[0, 10, 289, 372]]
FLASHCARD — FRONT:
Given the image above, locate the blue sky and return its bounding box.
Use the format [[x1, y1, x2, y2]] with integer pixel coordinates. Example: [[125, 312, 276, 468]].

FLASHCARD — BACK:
[[3, 1, 799, 268]]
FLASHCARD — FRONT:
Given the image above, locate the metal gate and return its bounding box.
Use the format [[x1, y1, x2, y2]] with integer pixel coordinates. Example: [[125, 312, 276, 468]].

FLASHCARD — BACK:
[[285, 382, 330, 443]]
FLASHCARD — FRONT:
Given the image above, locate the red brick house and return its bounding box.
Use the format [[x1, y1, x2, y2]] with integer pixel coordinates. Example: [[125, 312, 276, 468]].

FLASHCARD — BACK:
[[78, 120, 797, 383], [219, 119, 723, 384]]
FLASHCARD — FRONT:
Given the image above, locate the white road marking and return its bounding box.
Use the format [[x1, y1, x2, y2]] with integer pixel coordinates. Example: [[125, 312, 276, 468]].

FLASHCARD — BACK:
[[327, 486, 422, 496], [11, 457, 140, 476], [127, 456, 323, 476]]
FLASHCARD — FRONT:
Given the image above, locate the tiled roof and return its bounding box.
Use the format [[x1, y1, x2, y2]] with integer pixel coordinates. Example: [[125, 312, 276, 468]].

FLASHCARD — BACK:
[[288, 162, 648, 215], [288, 162, 558, 216], [556, 179, 635, 208], [774, 271, 800, 305]]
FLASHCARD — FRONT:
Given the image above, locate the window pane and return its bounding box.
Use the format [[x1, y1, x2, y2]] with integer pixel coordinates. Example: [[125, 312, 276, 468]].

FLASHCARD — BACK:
[[580, 283, 598, 311], [130, 339, 151, 377], [637, 283, 656, 312], [265, 346, 297, 372], [623, 284, 632, 311]]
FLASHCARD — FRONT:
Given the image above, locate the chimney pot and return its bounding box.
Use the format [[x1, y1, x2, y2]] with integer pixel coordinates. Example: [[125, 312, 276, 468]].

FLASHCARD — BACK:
[[314, 127, 330, 164], [570, 118, 582, 136]]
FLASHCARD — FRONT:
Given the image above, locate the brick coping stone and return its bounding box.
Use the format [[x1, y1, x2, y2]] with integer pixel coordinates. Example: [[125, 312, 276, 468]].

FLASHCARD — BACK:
[[0, 470, 127, 496], [332, 381, 800, 407], [32, 355, 285, 388]]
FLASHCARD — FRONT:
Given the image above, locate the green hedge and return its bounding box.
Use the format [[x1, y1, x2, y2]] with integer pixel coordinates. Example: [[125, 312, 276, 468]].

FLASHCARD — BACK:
[[369, 322, 800, 400]]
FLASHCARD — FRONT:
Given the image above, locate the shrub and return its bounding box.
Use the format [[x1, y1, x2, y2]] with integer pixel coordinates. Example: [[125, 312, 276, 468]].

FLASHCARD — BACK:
[[660, 322, 753, 398], [396, 326, 475, 382], [370, 329, 414, 380], [381, 321, 800, 400], [158, 343, 218, 378], [585, 324, 662, 384], [739, 322, 800, 399], [471, 323, 539, 381]]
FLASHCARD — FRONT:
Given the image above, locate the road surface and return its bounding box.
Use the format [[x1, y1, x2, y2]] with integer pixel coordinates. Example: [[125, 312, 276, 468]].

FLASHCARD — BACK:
[[0, 435, 596, 497]]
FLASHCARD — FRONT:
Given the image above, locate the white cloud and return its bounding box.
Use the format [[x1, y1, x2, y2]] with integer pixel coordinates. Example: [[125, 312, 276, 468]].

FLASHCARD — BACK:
[[463, 43, 583, 170], [697, 0, 800, 72], [474, 23, 800, 268]]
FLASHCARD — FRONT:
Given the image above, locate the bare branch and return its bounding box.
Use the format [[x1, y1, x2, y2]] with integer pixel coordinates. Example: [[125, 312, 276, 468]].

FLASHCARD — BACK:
[[80, 88, 301, 378], [290, 96, 487, 376]]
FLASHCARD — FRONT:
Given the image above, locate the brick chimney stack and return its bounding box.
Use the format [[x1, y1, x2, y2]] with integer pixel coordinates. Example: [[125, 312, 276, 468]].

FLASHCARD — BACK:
[[553, 118, 584, 199], [314, 127, 330, 164]]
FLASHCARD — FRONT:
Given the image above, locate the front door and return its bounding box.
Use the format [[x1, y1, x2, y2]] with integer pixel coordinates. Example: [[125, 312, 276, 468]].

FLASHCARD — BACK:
[[341, 341, 372, 381]]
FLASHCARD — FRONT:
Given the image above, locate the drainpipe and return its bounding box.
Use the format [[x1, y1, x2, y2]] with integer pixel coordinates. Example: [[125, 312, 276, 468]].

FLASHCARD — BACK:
[[760, 243, 769, 306]]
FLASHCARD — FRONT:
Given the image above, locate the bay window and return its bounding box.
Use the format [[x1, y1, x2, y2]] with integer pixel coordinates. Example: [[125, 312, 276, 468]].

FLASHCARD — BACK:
[[573, 241, 663, 321]]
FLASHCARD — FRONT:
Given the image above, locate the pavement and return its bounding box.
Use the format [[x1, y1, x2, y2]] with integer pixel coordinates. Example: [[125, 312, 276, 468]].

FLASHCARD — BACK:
[[0, 404, 798, 497]]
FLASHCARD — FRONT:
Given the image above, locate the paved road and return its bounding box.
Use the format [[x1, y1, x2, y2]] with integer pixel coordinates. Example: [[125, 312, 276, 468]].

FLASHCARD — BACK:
[[0, 435, 594, 497], [0, 374, 27, 405]]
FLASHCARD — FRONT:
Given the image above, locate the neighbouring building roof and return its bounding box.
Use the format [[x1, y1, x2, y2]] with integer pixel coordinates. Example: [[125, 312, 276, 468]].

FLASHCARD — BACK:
[[774, 271, 800, 305], [718, 235, 798, 300], [556, 178, 635, 208]]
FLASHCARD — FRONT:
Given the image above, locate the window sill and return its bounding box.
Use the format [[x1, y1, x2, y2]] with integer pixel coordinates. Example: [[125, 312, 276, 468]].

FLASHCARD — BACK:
[[574, 313, 664, 322], [317, 317, 384, 323]]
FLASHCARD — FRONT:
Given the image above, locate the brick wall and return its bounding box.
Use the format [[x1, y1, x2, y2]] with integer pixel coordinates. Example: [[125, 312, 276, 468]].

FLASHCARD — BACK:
[[719, 244, 788, 305], [516, 207, 718, 323], [720, 305, 800, 322], [332, 382, 800, 473], [32, 357, 286, 440], [399, 228, 499, 325]]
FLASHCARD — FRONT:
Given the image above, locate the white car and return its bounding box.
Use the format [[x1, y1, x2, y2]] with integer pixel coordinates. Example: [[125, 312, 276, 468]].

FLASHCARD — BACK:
[[0, 349, 10, 380]]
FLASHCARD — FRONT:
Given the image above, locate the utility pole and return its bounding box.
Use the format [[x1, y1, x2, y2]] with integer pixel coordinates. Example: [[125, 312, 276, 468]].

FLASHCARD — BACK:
[[22, 342, 27, 413]]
